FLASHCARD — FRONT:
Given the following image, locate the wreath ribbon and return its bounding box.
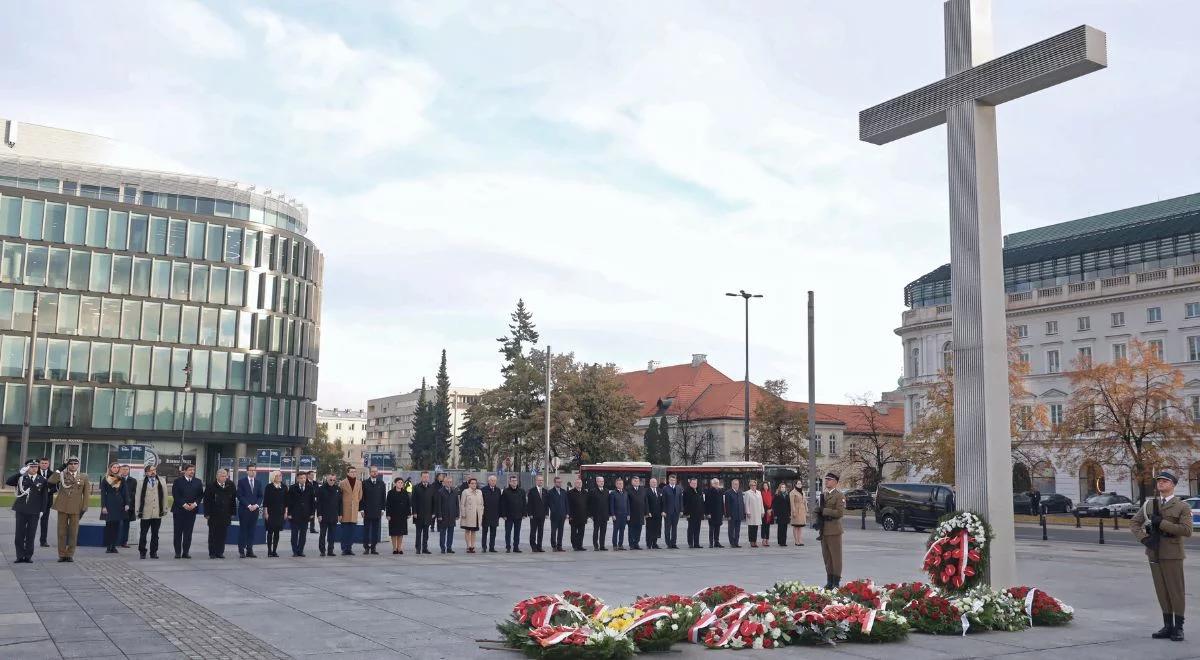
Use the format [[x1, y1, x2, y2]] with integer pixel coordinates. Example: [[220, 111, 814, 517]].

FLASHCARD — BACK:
[[710, 602, 755, 647], [532, 626, 584, 647], [1023, 588, 1038, 627], [619, 608, 673, 639]]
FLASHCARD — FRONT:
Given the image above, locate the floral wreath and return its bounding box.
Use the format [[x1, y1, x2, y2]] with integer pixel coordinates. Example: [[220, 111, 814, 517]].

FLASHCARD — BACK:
[[923, 511, 991, 592]]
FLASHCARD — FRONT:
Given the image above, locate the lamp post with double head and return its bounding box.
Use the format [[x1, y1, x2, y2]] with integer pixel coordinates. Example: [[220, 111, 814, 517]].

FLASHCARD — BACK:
[[725, 290, 763, 461]]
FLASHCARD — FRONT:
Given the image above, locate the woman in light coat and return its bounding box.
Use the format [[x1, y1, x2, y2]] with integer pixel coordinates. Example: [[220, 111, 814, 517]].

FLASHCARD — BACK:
[[789, 483, 808, 546], [743, 480, 765, 547], [458, 478, 485, 553]]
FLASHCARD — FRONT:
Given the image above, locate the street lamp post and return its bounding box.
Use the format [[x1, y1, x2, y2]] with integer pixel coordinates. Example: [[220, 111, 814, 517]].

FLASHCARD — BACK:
[[178, 355, 192, 472], [18, 301, 40, 467], [726, 290, 763, 461]]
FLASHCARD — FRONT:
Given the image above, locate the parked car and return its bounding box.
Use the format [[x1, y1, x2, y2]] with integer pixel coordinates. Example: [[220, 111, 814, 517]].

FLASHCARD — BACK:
[[1186, 497, 1200, 531], [1073, 493, 1137, 518], [874, 482, 955, 532], [843, 489, 873, 510], [1013, 492, 1073, 514]]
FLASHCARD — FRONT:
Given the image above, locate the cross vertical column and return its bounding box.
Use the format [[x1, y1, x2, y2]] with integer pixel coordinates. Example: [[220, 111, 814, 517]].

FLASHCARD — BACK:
[[943, 0, 1016, 588]]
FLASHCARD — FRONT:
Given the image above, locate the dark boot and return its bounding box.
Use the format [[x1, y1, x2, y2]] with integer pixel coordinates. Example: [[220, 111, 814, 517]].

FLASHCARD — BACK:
[[1153, 612, 1174, 639], [1171, 615, 1184, 642], [824, 575, 834, 589], [831, 575, 841, 589]]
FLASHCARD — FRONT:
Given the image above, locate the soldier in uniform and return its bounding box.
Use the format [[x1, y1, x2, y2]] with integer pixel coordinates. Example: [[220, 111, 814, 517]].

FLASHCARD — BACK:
[[817, 472, 846, 589], [7, 460, 49, 563], [48, 457, 89, 563], [1131, 471, 1192, 642]]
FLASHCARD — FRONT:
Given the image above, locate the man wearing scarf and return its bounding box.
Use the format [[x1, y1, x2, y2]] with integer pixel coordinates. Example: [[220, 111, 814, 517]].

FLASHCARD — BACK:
[[48, 458, 89, 562], [7, 460, 49, 563], [136, 464, 167, 559]]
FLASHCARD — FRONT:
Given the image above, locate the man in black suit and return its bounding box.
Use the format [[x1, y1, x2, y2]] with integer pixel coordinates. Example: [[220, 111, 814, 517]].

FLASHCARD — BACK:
[[587, 476, 610, 551], [171, 464, 205, 559], [645, 477, 663, 549], [683, 477, 704, 549], [546, 476, 569, 551], [527, 475, 548, 552], [203, 469, 237, 559], [499, 475, 526, 552], [626, 476, 648, 550], [359, 467, 387, 555], [480, 475, 501, 552], [411, 471, 435, 555], [567, 478, 589, 551], [704, 478, 725, 548], [315, 474, 342, 557], [37, 457, 56, 548], [661, 474, 683, 549]]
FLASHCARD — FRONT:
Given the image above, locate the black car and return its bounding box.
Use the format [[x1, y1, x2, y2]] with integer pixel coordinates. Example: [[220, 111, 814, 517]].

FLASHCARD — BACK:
[[842, 489, 873, 510], [1074, 493, 1136, 518], [1013, 492, 1073, 514], [874, 482, 955, 532]]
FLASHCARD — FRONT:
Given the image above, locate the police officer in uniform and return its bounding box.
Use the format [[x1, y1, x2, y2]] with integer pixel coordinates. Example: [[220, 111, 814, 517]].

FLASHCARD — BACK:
[[817, 472, 846, 589], [1131, 471, 1192, 642]]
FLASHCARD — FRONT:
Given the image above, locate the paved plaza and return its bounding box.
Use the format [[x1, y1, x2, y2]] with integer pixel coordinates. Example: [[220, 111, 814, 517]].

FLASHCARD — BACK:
[[0, 511, 1195, 659]]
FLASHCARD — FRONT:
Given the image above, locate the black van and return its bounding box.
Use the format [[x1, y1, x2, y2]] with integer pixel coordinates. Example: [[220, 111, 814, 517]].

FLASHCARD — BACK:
[[874, 482, 955, 531]]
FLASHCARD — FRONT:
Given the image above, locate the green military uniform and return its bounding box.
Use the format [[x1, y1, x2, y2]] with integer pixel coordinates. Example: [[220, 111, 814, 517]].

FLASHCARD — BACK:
[[817, 473, 846, 588], [1130, 471, 1192, 642], [48, 462, 90, 561]]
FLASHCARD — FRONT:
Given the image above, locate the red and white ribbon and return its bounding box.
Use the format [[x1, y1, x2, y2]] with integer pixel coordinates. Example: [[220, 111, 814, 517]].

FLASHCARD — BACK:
[[618, 608, 673, 639], [688, 611, 719, 643], [957, 530, 970, 584], [533, 626, 583, 647], [712, 592, 749, 616], [530, 602, 558, 628], [710, 603, 755, 647], [862, 609, 877, 635], [960, 612, 970, 636], [923, 537, 947, 566], [1023, 588, 1038, 627]]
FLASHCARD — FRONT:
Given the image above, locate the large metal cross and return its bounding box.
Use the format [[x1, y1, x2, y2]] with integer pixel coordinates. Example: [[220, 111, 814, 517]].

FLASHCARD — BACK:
[[859, 0, 1106, 588]]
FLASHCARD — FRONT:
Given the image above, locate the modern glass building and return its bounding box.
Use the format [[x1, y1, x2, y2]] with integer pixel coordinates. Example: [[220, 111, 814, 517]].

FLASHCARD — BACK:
[[0, 119, 321, 480]]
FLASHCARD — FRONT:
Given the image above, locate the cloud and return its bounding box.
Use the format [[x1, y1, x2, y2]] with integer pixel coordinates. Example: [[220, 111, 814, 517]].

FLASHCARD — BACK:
[[150, 0, 244, 59]]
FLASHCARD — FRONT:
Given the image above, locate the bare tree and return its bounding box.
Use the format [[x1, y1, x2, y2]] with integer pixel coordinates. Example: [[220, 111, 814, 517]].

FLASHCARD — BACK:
[[833, 394, 907, 491]]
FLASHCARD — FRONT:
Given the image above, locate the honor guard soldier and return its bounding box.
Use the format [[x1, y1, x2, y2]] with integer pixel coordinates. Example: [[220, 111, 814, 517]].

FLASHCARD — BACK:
[[7, 460, 50, 563], [817, 472, 846, 589], [1131, 471, 1192, 642]]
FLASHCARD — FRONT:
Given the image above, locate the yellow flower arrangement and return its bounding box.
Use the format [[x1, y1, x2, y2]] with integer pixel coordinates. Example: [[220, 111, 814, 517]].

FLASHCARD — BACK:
[[595, 607, 645, 634]]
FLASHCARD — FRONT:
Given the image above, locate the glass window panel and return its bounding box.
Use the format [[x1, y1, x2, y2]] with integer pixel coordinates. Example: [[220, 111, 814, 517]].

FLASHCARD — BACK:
[[25, 245, 47, 286], [110, 255, 131, 294], [129, 213, 148, 252], [36, 292, 57, 334], [1, 241, 24, 283], [191, 349, 209, 388], [189, 264, 208, 302], [65, 205, 87, 244], [266, 398, 277, 434], [3, 384, 25, 424], [113, 389, 134, 429], [229, 352, 246, 390], [134, 389, 154, 430], [32, 338, 47, 379], [228, 269, 245, 307], [151, 259, 170, 298], [238, 312, 251, 349], [148, 216, 168, 254], [170, 262, 189, 300], [71, 387, 92, 427], [174, 392, 189, 430], [106, 211, 128, 250], [68, 340, 88, 381], [262, 274, 275, 311], [0, 289, 12, 330], [196, 197, 214, 216], [131, 257, 151, 296], [57, 294, 79, 334], [99, 298, 121, 338], [243, 230, 258, 267], [30, 385, 50, 426], [13, 290, 35, 330], [245, 271, 260, 308], [171, 348, 189, 387], [180, 306, 199, 344], [199, 308, 217, 346], [250, 396, 265, 433], [48, 248, 69, 288], [192, 393, 213, 432], [21, 199, 45, 240], [248, 354, 262, 391], [93, 388, 114, 428], [119, 300, 140, 340], [85, 208, 108, 247], [90, 342, 109, 382], [0, 335, 26, 377], [78, 296, 100, 336], [213, 394, 232, 433], [270, 316, 282, 352], [209, 267, 227, 304], [0, 196, 20, 236], [209, 351, 227, 389], [218, 309, 236, 348], [46, 339, 68, 380], [206, 224, 223, 262], [45, 202, 66, 242], [186, 221, 205, 259], [89, 252, 111, 292], [49, 386, 72, 426], [110, 344, 131, 384], [67, 252, 89, 291], [167, 218, 186, 257], [140, 302, 161, 341], [150, 346, 170, 386], [225, 227, 242, 263], [154, 390, 174, 430], [160, 304, 180, 343], [130, 345, 150, 385], [232, 395, 249, 433]]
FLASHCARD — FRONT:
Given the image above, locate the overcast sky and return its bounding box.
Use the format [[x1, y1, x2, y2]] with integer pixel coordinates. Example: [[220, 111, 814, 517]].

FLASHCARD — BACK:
[[6, 1, 1198, 408]]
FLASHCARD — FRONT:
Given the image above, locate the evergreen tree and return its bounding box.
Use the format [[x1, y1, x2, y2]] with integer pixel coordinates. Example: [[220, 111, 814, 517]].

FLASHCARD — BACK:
[[643, 417, 660, 462], [433, 349, 453, 467], [493, 300, 542, 470], [498, 298, 539, 369], [656, 416, 671, 464], [458, 409, 488, 469], [409, 379, 436, 469]]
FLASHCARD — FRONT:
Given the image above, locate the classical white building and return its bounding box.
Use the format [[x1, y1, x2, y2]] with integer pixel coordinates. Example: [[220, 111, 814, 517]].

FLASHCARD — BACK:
[[315, 408, 367, 461], [897, 193, 1200, 500], [366, 386, 483, 468]]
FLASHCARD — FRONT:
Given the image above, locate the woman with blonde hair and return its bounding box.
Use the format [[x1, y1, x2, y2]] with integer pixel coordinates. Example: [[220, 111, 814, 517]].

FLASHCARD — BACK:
[[789, 482, 808, 547], [262, 470, 288, 557], [459, 477, 484, 553]]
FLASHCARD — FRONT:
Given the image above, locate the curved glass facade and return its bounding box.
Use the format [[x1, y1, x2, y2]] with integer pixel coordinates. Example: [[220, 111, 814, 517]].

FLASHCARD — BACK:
[[0, 181, 322, 478]]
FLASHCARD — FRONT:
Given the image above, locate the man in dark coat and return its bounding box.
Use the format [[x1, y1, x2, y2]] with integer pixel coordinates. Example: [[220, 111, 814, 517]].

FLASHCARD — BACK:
[[204, 469, 237, 559], [315, 474, 342, 557], [683, 477, 704, 549], [287, 472, 315, 557], [499, 475, 527, 553], [526, 475, 548, 552], [704, 478, 725, 548], [410, 471, 436, 555], [626, 476, 648, 550], [609, 478, 630, 550], [546, 476, 569, 552], [359, 467, 387, 555], [645, 477, 663, 549], [480, 475, 502, 552], [37, 457, 56, 548], [236, 463, 264, 558], [661, 474, 683, 549], [435, 475, 460, 553], [588, 476, 610, 550], [307, 471, 319, 533], [567, 478, 589, 551], [171, 464, 205, 559], [119, 466, 137, 548], [724, 478, 745, 548], [7, 460, 49, 563]]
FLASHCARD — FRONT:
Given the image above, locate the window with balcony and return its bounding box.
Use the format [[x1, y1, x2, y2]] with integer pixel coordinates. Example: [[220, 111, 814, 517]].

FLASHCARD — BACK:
[[1045, 320, 1058, 335], [1047, 350, 1060, 374], [1111, 312, 1125, 327], [1147, 307, 1162, 324], [1077, 316, 1090, 332]]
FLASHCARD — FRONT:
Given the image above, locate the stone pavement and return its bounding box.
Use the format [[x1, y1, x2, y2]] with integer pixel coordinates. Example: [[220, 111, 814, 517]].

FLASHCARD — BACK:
[[0, 510, 1195, 659]]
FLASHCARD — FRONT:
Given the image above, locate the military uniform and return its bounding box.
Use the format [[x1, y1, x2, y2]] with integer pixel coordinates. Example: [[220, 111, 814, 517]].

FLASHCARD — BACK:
[[1130, 471, 1192, 642], [48, 461, 90, 561], [817, 472, 846, 589]]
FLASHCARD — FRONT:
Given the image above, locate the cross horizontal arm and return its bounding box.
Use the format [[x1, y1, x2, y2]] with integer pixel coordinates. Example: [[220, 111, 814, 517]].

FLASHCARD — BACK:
[[859, 24, 1106, 145]]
